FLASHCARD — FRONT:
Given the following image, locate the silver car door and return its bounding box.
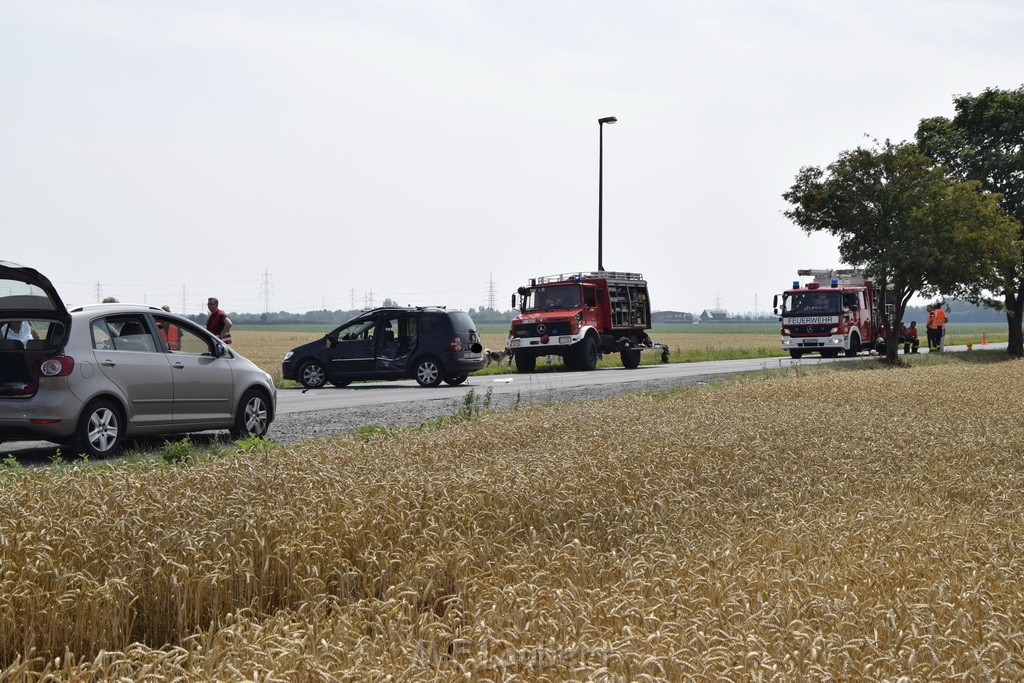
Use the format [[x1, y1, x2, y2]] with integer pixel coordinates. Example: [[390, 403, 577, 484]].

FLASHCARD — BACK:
[[155, 317, 235, 425], [90, 315, 174, 427]]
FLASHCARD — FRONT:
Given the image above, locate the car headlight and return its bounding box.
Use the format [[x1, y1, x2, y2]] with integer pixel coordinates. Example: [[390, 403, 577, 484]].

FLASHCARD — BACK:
[[283, 351, 293, 360]]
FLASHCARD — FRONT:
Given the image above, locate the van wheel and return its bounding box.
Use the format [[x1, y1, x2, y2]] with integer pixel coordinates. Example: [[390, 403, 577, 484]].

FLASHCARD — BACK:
[[230, 389, 271, 438], [414, 357, 444, 387], [444, 374, 468, 386], [575, 336, 599, 371], [514, 351, 536, 373], [298, 360, 326, 389], [74, 399, 123, 458]]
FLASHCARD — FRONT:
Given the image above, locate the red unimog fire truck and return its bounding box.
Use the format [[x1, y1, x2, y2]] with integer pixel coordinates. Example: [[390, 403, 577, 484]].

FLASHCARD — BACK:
[[774, 268, 887, 359], [506, 271, 669, 372]]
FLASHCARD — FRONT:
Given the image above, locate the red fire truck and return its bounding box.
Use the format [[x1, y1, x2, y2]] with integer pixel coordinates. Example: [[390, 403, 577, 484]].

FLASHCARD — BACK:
[[774, 268, 885, 359], [507, 271, 669, 372]]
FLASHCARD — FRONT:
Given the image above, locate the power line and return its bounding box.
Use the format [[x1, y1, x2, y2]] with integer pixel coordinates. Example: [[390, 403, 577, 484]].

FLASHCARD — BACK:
[[259, 269, 273, 313]]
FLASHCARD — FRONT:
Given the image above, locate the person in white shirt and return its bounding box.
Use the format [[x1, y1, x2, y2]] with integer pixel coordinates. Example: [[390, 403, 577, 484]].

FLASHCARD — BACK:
[[0, 321, 36, 345]]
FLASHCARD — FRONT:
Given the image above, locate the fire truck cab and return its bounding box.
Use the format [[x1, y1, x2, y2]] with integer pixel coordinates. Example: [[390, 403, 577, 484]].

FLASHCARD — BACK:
[[774, 269, 879, 359]]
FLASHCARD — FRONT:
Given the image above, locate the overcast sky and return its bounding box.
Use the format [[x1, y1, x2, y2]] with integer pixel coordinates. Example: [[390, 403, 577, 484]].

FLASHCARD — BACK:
[[3, 1, 1023, 316]]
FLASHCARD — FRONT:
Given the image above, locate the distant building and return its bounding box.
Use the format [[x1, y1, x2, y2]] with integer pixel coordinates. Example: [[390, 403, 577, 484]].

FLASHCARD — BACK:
[[699, 309, 730, 322], [652, 310, 695, 324]]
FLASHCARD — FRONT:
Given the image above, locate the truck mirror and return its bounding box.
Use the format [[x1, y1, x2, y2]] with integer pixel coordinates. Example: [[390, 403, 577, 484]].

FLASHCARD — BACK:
[[511, 294, 516, 309], [772, 294, 779, 316]]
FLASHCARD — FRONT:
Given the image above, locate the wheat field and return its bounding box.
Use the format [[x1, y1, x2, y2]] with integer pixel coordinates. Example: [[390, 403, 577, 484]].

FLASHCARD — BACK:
[[3, 357, 1024, 679]]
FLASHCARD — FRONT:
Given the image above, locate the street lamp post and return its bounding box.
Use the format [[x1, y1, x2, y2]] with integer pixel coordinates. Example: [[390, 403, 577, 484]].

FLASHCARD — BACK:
[[597, 116, 617, 272]]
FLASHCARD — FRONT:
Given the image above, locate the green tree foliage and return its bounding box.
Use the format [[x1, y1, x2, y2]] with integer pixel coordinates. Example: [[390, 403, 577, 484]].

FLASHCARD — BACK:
[[916, 86, 1024, 355], [783, 139, 1017, 363]]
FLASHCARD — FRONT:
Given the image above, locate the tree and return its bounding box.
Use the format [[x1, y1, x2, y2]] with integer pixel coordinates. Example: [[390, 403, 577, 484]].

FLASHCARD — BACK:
[[916, 86, 1024, 355], [783, 139, 1018, 363]]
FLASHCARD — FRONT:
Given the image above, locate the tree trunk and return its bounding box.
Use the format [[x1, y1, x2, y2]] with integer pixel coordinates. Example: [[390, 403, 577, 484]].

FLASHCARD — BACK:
[[885, 336, 900, 364], [1006, 287, 1024, 357]]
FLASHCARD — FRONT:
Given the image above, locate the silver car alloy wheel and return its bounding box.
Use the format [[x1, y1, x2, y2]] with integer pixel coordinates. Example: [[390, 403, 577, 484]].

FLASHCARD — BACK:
[[243, 395, 269, 435], [87, 406, 119, 453]]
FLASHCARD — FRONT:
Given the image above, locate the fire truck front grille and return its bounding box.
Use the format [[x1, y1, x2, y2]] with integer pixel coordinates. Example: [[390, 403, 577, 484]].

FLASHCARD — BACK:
[[791, 324, 834, 336], [513, 322, 573, 338]]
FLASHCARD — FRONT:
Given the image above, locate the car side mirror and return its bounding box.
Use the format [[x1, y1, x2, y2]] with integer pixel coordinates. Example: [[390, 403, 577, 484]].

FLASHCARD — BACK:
[[213, 342, 227, 357]]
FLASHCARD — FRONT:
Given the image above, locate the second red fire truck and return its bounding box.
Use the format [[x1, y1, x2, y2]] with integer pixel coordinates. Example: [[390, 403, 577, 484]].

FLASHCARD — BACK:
[[774, 268, 888, 359]]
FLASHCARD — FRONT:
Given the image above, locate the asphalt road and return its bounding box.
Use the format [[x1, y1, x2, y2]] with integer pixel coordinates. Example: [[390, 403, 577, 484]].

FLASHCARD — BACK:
[[2, 342, 1005, 464]]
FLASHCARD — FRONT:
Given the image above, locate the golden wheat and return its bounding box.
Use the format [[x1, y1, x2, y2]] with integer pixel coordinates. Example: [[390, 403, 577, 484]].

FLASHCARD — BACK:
[[4, 360, 1024, 679]]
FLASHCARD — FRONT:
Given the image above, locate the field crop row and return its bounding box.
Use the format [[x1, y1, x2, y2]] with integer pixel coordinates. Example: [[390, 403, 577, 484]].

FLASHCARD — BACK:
[[3, 356, 1024, 679]]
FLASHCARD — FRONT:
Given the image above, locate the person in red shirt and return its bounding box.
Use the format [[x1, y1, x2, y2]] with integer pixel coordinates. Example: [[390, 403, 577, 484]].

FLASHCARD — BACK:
[[903, 321, 919, 354], [206, 297, 233, 345]]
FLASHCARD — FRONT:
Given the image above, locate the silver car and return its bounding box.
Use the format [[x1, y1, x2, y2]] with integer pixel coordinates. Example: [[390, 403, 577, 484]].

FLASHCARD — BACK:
[[0, 261, 276, 457]]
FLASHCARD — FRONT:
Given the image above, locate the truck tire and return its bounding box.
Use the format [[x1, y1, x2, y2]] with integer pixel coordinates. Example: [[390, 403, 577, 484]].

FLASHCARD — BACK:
[[845, 333, 861, 357], [575, 336, 599, 371], [821, 349, 840, 358], [789, 350, 803, 359], [621, 349, 642, 369], [514, 351, 536, 373]]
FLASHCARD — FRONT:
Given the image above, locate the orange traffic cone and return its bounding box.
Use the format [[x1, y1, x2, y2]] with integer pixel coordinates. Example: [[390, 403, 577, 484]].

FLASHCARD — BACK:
[[982, 332, 988, 345]]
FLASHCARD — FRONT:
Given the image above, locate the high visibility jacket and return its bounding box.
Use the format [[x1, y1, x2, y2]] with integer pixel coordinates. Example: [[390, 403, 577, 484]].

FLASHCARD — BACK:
[[928, 309, 947, 329]]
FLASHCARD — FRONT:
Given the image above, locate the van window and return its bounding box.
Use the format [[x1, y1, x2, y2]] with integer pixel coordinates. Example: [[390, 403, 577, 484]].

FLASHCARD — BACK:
[[420, 313, 448, 337], [446, 311, 475, 335]]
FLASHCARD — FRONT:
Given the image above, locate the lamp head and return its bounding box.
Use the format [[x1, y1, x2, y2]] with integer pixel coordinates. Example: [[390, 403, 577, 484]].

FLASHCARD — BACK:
[[598, 116, 618, 125]]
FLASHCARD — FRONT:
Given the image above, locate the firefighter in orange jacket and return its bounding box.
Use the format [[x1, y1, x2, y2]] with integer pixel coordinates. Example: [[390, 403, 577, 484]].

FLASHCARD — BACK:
[[158, 305, 181, 351], [927, 304, 948, 351]]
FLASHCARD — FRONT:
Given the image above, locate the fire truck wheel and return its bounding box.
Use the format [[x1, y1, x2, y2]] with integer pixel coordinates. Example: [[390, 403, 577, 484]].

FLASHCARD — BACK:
[[575, 336, 599, 371], [789, 350, 804, 359], [845, 334, 861, 357], [514, 351, 536, 373], [621, 349, 642, 369], [821, 349, 840, 358]]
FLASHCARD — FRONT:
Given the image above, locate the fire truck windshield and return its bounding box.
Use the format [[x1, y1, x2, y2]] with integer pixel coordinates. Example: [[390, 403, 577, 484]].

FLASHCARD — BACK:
[[783, 291, 840, 316], [527, 284, 581, 311]]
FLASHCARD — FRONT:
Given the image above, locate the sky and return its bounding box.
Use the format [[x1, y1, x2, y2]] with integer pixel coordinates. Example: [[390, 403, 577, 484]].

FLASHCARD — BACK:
[[3, 1, 1023, 317]]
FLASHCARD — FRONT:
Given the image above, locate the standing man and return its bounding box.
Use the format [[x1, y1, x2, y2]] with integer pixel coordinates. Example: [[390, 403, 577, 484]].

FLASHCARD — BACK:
[[932, 303, 948, 352], [158, 305, 181, 350], [206, 297, 233, 345], [926, 305, 938, 351]]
